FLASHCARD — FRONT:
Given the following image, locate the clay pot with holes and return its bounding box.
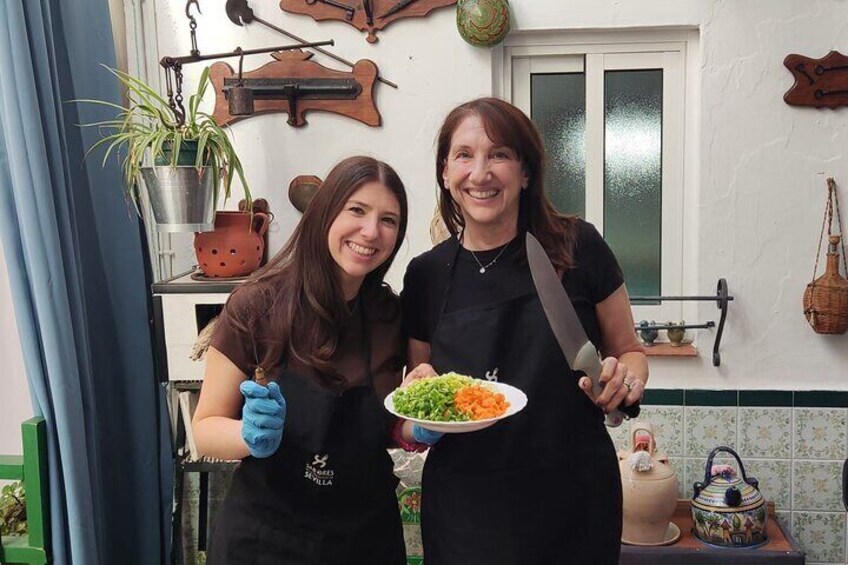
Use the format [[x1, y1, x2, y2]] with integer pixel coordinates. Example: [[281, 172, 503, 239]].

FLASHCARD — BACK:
[[194, 211, 269, 278]]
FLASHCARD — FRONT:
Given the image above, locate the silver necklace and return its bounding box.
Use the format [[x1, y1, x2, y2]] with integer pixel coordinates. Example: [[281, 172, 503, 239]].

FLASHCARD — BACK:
[[464, 237, 513, 274]]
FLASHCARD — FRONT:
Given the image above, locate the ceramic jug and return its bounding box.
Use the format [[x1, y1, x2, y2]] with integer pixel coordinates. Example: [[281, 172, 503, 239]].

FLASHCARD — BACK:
[[691, 446, 767, 548], [456, 0, 511, 47], [194, 211, 269, 278], [618, 421, 679, 545]]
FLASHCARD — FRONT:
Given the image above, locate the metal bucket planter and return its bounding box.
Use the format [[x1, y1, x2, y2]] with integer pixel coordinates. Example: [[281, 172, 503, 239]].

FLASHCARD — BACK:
[[140, 166, 218, 232]]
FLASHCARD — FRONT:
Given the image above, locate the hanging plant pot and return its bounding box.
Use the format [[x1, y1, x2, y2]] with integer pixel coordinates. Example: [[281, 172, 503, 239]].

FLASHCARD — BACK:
[[140, 166, 218, 232], [76, 65, 251, 233], [456, 0, 511, 47]]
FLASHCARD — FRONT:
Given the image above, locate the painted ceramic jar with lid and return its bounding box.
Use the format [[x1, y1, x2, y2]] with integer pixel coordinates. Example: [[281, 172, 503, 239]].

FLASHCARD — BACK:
[[456, 0, 510, 47], [618, 421, 679, 545], [691, 446, 767, 548]]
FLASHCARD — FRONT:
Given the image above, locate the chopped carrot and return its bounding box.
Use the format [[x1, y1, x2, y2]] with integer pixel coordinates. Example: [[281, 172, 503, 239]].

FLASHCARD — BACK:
[[454, 385, 510, 420]]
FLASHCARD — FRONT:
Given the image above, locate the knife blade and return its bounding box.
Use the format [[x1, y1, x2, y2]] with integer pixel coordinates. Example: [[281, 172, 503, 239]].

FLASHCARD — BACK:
[[377, 0, 418, 19], [525, 232, 638, 427]]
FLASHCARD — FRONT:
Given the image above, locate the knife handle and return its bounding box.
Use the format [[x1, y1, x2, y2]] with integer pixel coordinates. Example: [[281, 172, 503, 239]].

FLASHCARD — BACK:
[[620, 401, 641, 419], [573, 343, 637, 428]]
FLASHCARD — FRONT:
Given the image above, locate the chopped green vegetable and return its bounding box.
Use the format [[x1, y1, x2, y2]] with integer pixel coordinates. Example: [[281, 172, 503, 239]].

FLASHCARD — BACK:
[[393, 372, 478, 422]]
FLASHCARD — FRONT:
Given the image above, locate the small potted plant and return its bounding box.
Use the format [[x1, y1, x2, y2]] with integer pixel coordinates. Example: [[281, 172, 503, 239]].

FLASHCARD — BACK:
[[0, 481, 26, 538], [79, 65, 250, 232]]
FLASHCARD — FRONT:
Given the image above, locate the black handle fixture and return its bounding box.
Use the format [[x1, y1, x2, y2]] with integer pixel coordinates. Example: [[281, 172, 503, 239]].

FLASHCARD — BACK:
[[693, 445, 758, 499], [631, 278, 733, 367]]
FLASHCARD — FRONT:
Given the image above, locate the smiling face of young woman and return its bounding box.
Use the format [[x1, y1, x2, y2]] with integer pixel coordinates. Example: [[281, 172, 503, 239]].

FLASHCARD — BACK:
[[327, 180, 402, 300], [441, 114, 528, 247]]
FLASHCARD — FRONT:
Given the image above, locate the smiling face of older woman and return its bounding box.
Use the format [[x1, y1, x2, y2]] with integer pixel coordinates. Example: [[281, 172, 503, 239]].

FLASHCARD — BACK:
[[441, 114, 528, 246]]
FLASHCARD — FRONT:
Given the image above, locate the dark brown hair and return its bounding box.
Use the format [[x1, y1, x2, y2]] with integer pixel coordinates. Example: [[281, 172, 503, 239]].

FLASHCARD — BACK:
[[229, 156, 408, 382], [435, 97, 578, 271]]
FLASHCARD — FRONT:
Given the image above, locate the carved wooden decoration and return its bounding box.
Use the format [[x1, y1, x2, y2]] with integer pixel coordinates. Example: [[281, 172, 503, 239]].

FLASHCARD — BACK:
[[210, 50, 380, 128], [279, 0, 457, 43], [784, 51, 848, 109]]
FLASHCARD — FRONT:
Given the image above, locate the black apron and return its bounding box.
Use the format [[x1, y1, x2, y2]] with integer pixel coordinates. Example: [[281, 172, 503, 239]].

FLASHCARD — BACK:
[[421, 237, 622, 565], [207, 303, 405, 565]]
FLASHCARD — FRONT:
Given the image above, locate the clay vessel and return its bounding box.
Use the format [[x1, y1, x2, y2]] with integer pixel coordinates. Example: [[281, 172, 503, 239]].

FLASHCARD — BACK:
[[691, 446, 767, 548], [194, 211, 269, 278], [619, 421, 679, 545], [456, 0, 511, 47]]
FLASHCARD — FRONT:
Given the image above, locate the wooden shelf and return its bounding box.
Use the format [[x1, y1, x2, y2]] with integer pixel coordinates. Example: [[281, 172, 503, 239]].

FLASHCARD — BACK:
[[643, 343, 698, 357]]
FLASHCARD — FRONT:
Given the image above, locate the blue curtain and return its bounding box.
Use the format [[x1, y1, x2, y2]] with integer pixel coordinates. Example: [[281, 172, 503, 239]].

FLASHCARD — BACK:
[[0, 1, 168, 564]]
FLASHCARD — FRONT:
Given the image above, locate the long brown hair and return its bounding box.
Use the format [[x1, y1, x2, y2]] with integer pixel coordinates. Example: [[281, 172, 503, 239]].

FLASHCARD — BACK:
[[229, 156, 408, 382], [435, 97, 578, 271]]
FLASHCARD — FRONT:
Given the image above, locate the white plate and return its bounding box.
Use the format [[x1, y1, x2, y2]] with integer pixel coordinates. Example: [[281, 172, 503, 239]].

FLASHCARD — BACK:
[[384, 381, 528, 433]]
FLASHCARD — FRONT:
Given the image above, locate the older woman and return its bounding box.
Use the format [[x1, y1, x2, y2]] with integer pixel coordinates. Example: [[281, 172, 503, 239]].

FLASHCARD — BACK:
[[400, 98, 648, 564]]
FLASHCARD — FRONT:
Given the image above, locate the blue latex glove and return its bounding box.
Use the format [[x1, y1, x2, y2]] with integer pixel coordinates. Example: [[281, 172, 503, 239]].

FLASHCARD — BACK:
[[412, 423, 444, 446], [240, 381, 286, 458]]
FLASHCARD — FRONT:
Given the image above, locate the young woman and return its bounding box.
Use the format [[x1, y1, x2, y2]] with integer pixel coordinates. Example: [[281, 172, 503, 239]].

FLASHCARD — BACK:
[[400, 98, 648, 564], [194, 156, 409, 565]]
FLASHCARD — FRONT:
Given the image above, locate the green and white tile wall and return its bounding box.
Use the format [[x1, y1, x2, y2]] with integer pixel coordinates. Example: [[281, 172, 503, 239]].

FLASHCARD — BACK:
[[607, 390, 848, 565]]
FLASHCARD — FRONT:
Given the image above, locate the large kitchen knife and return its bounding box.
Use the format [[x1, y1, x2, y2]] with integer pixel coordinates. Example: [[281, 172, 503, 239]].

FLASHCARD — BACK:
[[526, 232, 639, 427]]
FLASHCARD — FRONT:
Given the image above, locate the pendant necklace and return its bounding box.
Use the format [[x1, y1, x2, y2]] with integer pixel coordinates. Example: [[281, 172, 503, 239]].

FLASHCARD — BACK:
[[463, 235, 513, 274]]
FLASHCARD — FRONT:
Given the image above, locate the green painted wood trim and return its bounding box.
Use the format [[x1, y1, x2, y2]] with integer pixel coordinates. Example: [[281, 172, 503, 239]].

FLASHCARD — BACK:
[[738, 390, 793, 407], [21, 418, 49, 552], [684, 390, 738, 406], [0, 455, 24, 480], [0, 535, 48, 564], [793, 391, 848, 407]]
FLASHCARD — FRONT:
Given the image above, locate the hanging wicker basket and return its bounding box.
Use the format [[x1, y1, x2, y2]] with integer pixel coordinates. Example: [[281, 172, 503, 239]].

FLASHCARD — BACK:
[[803, 178, 848, 334]]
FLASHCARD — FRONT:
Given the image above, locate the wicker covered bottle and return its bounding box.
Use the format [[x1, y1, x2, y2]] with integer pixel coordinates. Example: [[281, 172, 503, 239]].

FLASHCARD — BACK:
[[804, 234, 848, 333], [804, 178, 848, 334]]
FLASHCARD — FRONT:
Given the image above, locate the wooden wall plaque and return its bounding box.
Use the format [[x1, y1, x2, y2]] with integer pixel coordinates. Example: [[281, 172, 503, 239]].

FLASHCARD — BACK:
[[279, 0, 457, 43], [784, 51, 848, 109], [209, 50, 380, 128]]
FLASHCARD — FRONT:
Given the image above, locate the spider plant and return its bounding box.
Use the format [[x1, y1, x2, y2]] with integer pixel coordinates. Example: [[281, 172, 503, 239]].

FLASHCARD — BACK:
[[77, 64, 250, 211]]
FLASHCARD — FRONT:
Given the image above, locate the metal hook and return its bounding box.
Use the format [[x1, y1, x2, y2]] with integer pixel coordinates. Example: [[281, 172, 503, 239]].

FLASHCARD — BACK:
[[185, 0, 201, 19], [237, 47, 245, 83]]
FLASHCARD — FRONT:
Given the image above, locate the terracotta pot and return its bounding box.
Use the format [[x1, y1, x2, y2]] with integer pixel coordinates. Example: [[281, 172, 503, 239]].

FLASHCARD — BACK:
[[194, 211, 269, 278], [619, 421, 679, 545]]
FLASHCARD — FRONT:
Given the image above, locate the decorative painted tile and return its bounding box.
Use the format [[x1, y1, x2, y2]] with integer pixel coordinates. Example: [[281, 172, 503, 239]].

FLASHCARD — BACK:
[[792, 460, 844, 512], [793, 408, 848, 460], [775, 511, 791, 535], [738, 407, 791, 459], [794, 391, 848, 408], [606, 419, 631, 454], [665, 457, 686, 499], [739, 390, 793, 407], [685, 406, 737, 457], [684, 390, 738, 406], [637, 406, 685, 457], [792, 511, 846, 563], [743, 459, 791, 511]]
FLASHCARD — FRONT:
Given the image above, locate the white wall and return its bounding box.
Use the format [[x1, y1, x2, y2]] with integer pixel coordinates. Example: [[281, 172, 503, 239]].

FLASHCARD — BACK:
[[137, 0, 848, 390], [0, 243, 32, 455]]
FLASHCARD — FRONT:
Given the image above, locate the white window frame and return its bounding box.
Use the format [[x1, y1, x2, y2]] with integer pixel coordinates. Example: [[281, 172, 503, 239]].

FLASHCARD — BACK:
[[496, 29, 700, 323]]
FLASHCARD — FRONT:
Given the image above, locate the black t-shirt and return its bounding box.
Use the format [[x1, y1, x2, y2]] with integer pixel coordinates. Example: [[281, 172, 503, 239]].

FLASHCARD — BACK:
[[401, 219, 624, 353]]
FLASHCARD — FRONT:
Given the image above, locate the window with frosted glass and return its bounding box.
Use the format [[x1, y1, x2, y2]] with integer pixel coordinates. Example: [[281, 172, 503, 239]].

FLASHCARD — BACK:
[[604, 70, 662, 298], [529, 68, 663, 298], [531, 73, 586, 217]]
